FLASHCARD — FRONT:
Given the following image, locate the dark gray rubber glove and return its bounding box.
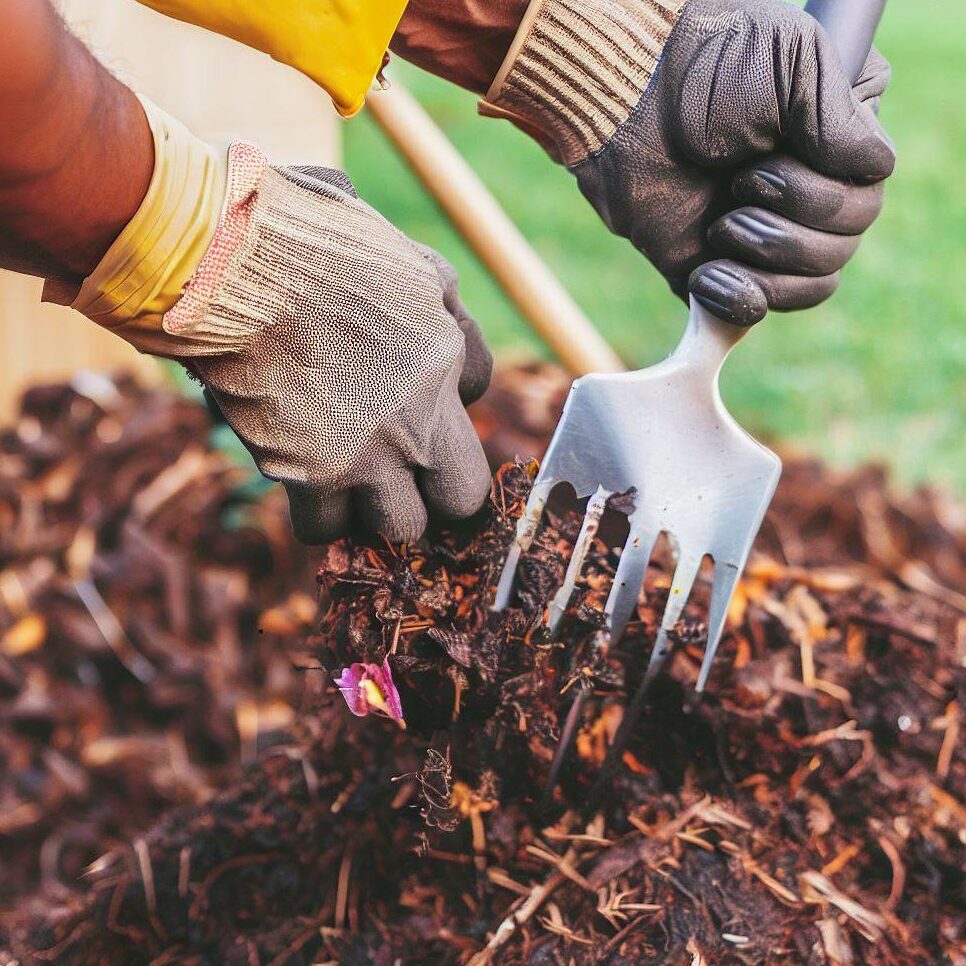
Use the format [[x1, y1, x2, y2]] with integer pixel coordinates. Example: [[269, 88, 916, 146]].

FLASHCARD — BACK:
[[160, 144, 492, 544], [483, 0, 895, 325]]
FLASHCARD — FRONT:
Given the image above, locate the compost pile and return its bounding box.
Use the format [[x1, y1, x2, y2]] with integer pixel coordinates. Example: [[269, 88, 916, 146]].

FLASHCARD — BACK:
[[0, 375, 316, 909], [2, 366, 964, 966]]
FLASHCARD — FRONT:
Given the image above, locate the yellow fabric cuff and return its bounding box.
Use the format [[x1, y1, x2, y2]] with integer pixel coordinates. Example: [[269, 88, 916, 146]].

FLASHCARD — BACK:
[[135, 0, 409, 117], [67, 96, 227, 352]]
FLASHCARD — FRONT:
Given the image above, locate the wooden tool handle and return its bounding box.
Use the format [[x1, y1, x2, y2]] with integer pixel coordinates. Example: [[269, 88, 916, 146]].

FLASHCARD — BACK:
[[366, 86, 626, 376]]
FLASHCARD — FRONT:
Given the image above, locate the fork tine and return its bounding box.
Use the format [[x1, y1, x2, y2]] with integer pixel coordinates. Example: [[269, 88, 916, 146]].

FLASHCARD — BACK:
[[591, 548, 702, 799], [547, 486, 609, 636], [541, 682, 591, 806], [602, 526, 659, 646], [493, 479, 554, 611], [643, 551, 703, 682], [695, 559, 741, 692]]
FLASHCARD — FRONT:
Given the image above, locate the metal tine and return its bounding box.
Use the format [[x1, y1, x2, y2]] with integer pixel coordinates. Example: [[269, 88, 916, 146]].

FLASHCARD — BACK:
[[695, 559, 742, 692], [601, 525, 659, 647], [540, 680, 591, 808], [546, 486, 609, 636], [642, 549, 703, 683], [590, 548, 705, 799], [541, 525, 654, 803], [493, 479, 555, 611]]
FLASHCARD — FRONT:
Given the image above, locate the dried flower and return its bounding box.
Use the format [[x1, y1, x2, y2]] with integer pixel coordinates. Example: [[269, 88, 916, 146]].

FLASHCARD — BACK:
[[334, 659, 405, 727]]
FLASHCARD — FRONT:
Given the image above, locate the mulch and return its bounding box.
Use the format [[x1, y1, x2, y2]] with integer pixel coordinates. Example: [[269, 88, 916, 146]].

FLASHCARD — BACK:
[[1, 365, 962, 965]]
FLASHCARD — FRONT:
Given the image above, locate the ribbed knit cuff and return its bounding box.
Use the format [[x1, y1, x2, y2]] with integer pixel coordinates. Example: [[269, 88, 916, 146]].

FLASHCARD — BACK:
[[480, 0, 686, 166]]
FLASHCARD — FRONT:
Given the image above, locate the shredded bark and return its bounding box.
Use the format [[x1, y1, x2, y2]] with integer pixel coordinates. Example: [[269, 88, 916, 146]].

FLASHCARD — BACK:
[[1, 365, 963, 965]]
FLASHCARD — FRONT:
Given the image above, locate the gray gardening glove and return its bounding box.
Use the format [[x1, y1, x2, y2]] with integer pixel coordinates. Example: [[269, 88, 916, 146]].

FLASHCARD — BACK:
[[482, 0, 895, 325], [162, 144, 492, 543]]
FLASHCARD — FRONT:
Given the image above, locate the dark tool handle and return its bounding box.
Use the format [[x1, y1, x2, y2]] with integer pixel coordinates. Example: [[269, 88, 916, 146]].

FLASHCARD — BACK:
[[804, 0, 887, 83]]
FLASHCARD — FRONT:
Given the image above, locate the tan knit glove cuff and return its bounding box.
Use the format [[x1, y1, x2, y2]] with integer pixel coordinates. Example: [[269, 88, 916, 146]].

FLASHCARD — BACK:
[[480, 0, 687, 165]]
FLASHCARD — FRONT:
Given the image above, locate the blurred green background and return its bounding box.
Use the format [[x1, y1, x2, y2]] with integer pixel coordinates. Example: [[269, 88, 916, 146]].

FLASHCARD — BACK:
[[343, 0, 965, 492]]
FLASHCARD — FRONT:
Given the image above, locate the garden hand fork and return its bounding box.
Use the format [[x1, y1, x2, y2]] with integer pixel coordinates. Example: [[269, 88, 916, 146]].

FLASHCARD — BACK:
[[494, 296, 780, 691], [494, 0, 886, 693]]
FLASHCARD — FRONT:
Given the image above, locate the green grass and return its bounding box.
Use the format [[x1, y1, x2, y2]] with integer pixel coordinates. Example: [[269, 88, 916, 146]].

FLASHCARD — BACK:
[[343, 0, 966, 492]]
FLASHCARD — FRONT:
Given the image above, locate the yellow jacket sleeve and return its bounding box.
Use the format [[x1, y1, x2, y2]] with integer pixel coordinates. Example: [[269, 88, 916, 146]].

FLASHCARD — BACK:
[[135, 0, 409, 117]]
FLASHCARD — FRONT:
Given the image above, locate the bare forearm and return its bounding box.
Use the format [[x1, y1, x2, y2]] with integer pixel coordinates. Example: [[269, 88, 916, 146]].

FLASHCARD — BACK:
[[0, 0, 153, 282], [392, 0, 528, 93]]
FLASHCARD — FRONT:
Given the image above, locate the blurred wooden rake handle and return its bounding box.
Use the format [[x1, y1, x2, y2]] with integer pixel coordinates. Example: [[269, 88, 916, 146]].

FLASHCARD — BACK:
[[366, 83, 626, 378]]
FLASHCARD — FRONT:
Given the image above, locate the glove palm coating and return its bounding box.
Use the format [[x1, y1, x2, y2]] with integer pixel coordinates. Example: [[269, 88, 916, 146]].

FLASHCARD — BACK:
[[489, 0, 895, 324], [167, 146, 492, 544]]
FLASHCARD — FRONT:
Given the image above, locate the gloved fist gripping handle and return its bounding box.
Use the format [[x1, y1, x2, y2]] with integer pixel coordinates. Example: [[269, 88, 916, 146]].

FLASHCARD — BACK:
[[482, 0, 895, 325], [67, 102, 492, 545]]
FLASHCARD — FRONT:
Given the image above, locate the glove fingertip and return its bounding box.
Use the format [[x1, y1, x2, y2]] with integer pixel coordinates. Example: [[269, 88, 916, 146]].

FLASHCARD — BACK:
[[829, 99, 896, 182], [378, 506, 429, 545], [458, 343, 494, 406], [857, 115, 897, 181], [358, 482, 429, 545], [451, 458, 491, 521], [420, 427, 491, 523], [285, 485, 352, 546], [689, 263, 767, 327]]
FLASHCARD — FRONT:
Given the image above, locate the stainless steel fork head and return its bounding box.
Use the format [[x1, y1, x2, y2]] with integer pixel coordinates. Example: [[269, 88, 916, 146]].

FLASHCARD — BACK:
[[494, 297, 782, 691]]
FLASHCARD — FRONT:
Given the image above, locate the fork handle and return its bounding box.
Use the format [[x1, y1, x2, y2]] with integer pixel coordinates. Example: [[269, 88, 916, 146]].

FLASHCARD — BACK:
[[805, 0, 886, 84]]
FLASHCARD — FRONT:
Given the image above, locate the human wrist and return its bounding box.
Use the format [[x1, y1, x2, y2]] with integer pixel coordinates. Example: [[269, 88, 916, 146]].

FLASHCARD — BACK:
[[392, 0, 529, 94], [479, 0, 687, 165], [0, 11, 153, 281], [56, 98, 227, 355]]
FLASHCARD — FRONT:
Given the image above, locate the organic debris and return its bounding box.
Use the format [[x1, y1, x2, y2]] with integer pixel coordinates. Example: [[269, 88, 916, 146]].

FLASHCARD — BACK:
[[2, 365, 964, 965], [0, 374, 315, 909]]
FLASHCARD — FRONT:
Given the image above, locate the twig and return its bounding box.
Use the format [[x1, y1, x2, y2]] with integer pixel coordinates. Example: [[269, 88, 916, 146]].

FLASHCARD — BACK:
[[178, 846, 191, 898], [526, 843, 593, 892], [876, 836, 906, 911], [106, 880, 144, 942], [189, 854, 282, 919], [31, 920, 95, 962], [897, 560, 966, 614], [135, 838, 168, 942], [486, 868, 532, 897], [800, 871, 887, 942], [73, 578, 154, 683], [538, 901, 594, 945], [821, 843, 861, 878], [601, 911, 653, 958], [335, 847, 353, 931], [468, 866, 569, 965], [468, 816, 582, 965], [719, 841, 801, 905], [933, 700, 960, 780], [541, 684, 590, 806]]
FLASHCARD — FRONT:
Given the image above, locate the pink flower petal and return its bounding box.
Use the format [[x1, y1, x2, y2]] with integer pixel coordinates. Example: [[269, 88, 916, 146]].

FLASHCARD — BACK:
[[333, 664, 368, 717], [333, 660, 405, 725], [375, 658, 404, 721]]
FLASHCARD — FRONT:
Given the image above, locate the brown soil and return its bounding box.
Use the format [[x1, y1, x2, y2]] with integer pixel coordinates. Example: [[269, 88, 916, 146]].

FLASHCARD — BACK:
[[1, 366, 963, 965]]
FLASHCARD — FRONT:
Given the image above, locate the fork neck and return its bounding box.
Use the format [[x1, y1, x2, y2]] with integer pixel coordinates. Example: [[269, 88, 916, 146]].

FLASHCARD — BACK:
[[667, 297, 751, 380]]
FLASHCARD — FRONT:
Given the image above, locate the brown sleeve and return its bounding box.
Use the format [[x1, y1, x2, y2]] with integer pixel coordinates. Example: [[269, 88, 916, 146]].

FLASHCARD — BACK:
[[391, 0, 529, 94]]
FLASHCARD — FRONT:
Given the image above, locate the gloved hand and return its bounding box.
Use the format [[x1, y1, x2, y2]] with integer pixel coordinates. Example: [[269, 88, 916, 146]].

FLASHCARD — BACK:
[[482, 0, 895, 325], [62, 100, 492, 544]]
